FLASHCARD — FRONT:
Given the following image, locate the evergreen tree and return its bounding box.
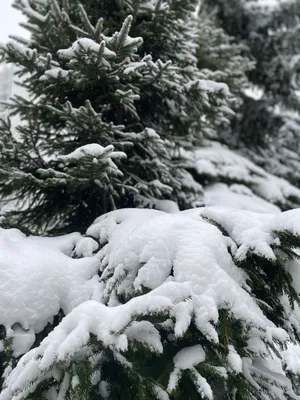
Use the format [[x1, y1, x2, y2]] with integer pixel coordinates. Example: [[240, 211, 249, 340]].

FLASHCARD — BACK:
[[185, 0, 300, 212], [1, 2, 300, 400], [0, 0, 232, 234], [196, 2, 253, 104], [199, 0, 300, 202]]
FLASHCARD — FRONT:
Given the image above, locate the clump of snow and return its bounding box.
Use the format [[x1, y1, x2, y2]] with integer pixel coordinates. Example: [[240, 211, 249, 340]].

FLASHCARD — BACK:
[[58, 143, 125, 162], [9, 327, 35, 358], [282, 344, 300, 375], [123, 60, 147, 75], [228, 345, 243, 373], [173, 345, 205, 369], [186, 79, 230, 95], [99, 381, 110, 399], [58, 38, 116, 60], [167, 345, 212, 398], [57, 144, 126, 179], [0, 227, 99, 348], [41, 67, 70, 81], [74, 237, 99, 257], [245, 358, 295, 398], [29, 232, 81, 255]]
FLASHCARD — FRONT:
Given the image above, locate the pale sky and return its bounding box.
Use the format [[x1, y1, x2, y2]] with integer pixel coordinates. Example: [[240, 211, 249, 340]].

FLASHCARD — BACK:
[[0, 1, 28, 44]]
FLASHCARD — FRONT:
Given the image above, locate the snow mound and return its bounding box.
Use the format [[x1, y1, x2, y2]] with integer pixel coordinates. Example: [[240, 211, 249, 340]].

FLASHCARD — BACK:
[[0, 228, 99, 352], [203, 183, 281, 214]]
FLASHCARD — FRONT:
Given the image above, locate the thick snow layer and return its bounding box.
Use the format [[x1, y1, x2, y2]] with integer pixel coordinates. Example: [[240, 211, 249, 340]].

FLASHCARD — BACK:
[[1, 207, 300, 398], [194, 141, 300, 207], [183, 206, 300, 261], [203, 183, 281, 214], [0, 228, 99, 348]]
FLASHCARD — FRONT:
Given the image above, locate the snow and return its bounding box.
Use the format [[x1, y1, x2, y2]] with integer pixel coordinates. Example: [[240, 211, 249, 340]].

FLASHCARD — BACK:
[[99, 381, 110, 398], [246, 359, 296, 398], [71, 375, 79, 389], [0, 227, 99, 351], [9, 327, 35, 358], [246, 0, 280, 12], [125, 321, 163, 353], [4, 41, 34, 60], [2, 0, 300, 397], [228, 345, 243, 373], [183, 206, 300, 261], [28, 232, 81, 255], [58, 38, 116, 60], [193, 141, 300, 207], [58, 143, 125, 161], [57, 143, 126, 177], [123, 60, 147, 75], [137, 195, 180, 213], [41, 67, 70, 80], [282, 344, 300, 375], [204, 183, 281, 214], [167, 345, 211, 397], [173, 345, 205, 369], [0, 299, 168, 398], [186, 79, 230, 95], [168, 345, 211, 398], [1, 206, 300, 397], [152, 386, 170, 400], [74, 237, 99, 257]]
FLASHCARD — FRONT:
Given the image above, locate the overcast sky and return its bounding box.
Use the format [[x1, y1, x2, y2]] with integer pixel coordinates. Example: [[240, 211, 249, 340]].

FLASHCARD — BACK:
[[0, 1, 27, 44]]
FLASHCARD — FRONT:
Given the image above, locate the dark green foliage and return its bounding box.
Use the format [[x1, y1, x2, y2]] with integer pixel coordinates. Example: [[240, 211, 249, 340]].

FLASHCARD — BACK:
[[200, 0, 300, 187], [0, 0, 232, 234]]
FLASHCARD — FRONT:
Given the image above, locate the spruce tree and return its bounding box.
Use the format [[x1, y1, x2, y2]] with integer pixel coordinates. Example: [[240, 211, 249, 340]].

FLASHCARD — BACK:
[[0, 0, 232, 234], [187, 0, 300, 212], [1, 2, 300, 400], [199, 0, 300, 203]]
